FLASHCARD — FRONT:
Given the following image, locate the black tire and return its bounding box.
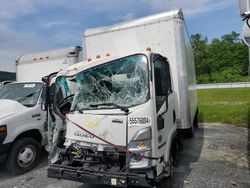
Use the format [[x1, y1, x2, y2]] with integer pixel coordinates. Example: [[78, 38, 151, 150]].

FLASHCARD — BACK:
[[183, 125, 194, 138], [6, 137, 41, 175], [183, 108, 199, 138], [171, 136, 179, 168], [193, 109, 199, 129], [159, 140, 175, 187]]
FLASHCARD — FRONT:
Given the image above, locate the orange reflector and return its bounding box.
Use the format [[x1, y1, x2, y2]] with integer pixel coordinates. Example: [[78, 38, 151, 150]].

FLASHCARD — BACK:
[[87, 58, 92, 62], [138, 141, 146, 149], [0, 125, 7, 132], [106, 53, 111, 57], [146, 47, 152, 51], [96, 55, 101, 59]]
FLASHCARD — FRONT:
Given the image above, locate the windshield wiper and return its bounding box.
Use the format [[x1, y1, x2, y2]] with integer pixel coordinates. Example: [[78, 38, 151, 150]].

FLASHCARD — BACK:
[[89, 103, 129, 113], [70, 107, 88, 113]]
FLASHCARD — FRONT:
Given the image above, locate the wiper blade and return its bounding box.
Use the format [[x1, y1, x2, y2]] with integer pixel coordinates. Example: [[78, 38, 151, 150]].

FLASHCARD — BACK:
[[90, 103, 129, 113], [70, 107, 88, 113]]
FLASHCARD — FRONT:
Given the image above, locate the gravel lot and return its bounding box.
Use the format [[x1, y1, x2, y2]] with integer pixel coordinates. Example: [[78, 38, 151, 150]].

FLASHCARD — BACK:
[[0, 123, 249, 188]]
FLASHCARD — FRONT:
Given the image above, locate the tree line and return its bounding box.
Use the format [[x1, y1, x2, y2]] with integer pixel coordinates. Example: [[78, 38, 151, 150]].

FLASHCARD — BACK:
[[0, 32, 248, 84], [191, 31, 249, 83], [0, 71, 16, 82]]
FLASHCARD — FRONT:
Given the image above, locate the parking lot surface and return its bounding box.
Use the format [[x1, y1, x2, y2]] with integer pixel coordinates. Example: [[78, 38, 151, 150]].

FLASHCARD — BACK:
[[0, 123, 249, 188]]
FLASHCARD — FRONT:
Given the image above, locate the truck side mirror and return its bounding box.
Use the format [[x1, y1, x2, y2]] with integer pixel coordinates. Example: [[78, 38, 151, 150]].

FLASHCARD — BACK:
[[157, 116, 165, 130]]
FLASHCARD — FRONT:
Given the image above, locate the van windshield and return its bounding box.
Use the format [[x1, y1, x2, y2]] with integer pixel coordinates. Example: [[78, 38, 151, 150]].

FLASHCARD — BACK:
[[0, 83, 43, 107], [70, 54, 149, 111]]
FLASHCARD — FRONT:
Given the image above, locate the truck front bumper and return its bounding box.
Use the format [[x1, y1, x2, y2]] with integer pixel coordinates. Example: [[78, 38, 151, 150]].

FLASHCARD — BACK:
[[0, 143, 11, 158], [48, 164, 153, 187]]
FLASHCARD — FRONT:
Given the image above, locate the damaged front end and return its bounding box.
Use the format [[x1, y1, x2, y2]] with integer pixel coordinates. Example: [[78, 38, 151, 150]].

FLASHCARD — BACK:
[[48, 142, 155, 187], [47, 113, 158, 187], [47, 54, 159, 187]]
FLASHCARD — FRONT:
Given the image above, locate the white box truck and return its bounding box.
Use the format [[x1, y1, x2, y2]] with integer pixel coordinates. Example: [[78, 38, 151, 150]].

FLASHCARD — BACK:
[[0, 46, 82, 174], [46, 9, 198, 187]]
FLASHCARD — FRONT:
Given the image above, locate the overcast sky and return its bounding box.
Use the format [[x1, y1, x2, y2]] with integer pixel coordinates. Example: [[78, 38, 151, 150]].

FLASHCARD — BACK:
[[0, 0, 242, 72]]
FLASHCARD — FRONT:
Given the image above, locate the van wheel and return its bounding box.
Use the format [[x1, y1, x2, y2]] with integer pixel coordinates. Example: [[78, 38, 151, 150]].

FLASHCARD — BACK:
[[6, 138, 41, 175]]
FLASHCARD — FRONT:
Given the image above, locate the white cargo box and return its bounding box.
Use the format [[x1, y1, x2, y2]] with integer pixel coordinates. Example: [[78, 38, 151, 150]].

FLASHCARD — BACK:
[[83, 9, 198, 130], [16, 46, 83, 82]]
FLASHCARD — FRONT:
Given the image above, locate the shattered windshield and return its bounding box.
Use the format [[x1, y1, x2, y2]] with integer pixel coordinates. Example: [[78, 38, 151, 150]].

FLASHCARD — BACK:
[[71, 54, 149, 111], [55, 76, 76, 105], [0, 83, 43, 107]]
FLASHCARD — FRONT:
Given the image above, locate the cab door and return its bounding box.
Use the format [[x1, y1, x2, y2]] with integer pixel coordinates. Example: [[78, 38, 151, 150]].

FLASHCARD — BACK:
[[153, 55, 176, 175]]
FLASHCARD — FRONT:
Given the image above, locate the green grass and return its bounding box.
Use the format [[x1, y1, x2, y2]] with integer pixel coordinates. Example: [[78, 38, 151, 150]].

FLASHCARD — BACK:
[[198, 88, 250, 127]]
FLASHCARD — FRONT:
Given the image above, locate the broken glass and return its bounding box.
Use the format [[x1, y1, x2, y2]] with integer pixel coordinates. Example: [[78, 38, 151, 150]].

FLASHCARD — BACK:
[[70, 54, 149, 111]]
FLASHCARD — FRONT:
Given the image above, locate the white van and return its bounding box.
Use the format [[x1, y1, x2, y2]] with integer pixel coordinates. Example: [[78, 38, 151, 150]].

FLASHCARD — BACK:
[[0, 46, 82, 174]]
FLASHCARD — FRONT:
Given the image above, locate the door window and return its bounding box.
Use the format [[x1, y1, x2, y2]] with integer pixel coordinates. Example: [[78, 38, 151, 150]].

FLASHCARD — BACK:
[[154, 58, 172, 112]]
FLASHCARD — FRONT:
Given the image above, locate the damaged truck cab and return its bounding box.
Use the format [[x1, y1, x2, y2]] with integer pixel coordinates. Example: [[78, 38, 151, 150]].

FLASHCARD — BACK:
[[47, 8, 198, 187], [47, 52, 178, 187]]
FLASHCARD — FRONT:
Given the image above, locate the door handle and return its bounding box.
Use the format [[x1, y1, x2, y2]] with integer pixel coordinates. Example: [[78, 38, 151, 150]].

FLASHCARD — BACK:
[[32, 113, 41, 118]]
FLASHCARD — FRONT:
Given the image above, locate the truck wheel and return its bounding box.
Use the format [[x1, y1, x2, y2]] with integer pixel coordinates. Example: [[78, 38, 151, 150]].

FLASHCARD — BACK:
[[183, 125, 194, 138], [6, 138, 41, 175], [183, 108, 199, 138], [193, 109, 199, 129]]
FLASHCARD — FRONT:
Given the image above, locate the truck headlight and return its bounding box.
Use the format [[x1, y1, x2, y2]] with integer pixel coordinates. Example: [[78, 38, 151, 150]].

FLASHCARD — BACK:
[[128, 127, 152, 168], [130, 151, 151, 168], [129, 139, 151, 152]]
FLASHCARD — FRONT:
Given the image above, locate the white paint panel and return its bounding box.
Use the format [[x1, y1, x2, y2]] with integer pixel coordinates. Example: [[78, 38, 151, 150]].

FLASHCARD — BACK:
[[66, 114, 127, 146], [0, 99, 46, 144], [17, 58, 70, 81], [16, 46, 82, 82]]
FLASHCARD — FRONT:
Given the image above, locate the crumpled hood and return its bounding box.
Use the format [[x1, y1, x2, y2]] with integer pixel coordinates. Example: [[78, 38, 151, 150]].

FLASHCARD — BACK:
[[0, 99, 27, 120]]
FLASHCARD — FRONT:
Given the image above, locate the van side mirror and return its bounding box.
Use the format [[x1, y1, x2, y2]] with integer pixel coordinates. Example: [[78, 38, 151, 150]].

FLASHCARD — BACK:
[[41, 102, 47, 111]]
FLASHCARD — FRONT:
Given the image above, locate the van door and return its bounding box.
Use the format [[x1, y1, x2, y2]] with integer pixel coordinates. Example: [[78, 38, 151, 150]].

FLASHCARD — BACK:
[[153, 55, 176, 175]]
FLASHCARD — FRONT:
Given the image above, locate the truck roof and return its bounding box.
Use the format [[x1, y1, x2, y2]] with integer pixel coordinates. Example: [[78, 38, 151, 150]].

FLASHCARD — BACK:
[[58, 51, 150, 78], [16, 46, 82, 65], [84, 9, 183, 37]]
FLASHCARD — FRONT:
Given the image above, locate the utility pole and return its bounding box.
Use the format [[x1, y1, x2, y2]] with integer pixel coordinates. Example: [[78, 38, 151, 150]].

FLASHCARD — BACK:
[[248, 46, 250, 80], [239, 0, 250, 79]]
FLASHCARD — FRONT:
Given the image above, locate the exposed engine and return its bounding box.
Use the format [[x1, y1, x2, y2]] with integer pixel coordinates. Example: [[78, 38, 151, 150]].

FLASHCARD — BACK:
[[56, 144, 127, 173]]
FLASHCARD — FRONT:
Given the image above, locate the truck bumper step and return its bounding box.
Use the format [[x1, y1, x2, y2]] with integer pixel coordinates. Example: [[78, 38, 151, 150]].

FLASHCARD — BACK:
[[47, 164, 152, 187]]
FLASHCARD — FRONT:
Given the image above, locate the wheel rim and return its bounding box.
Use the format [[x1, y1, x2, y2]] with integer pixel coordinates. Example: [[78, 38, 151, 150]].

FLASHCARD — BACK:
[[17, 145, 36, 168]]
